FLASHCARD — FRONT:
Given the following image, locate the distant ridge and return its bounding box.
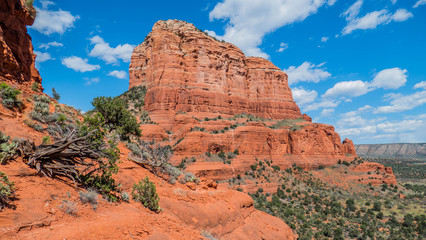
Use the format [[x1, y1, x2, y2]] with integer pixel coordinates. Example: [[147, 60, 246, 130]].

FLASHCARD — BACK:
[[355, 143, 426, 159]]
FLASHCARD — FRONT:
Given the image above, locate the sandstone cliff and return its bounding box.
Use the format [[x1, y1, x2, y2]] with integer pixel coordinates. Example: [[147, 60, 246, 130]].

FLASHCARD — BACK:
[[0, 0, 40, 87], [130, 20, 358, 175], [129, 20, 301, 120]]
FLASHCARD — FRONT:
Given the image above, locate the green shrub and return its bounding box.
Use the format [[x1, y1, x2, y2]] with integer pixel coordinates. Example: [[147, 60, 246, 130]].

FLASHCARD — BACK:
[[52, 88, 60, 101], [0, 83, 22, 109], [91, 96, 141, 140], [121, 191, 130, 202], [77, 113, 120, 201], [31, 82, 40, 92], [41, 135, 51, 145], [0, 132, 18, 164], [132, 176, 161, 212], [0, 171, 15, 210]]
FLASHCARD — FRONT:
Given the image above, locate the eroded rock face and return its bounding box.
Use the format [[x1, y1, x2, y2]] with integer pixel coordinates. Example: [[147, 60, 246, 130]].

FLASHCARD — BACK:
[[132, 19, 360, 176], [129, 20, 301, 120], [0, 0, 41, 86]]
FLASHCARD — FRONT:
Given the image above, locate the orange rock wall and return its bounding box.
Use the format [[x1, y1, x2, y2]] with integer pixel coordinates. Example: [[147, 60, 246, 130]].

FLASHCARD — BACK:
[[129, 20, 301, 120], [0, 0, 41, 86]]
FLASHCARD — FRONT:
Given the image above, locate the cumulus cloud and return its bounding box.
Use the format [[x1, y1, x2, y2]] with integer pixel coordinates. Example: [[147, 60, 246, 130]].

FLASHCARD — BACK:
[[108, 70, 127, 79], [320, 108, 335, 117], [40, 0, 55, 9], [323, 80, 370, 98], [292, 87, 318, 106], [370, 67, 407, 89], [375, 90, 426, 113], [413, 0, 426, 8], [322, 67, 407, 100], [277, 42, 288, 52], [341, 1, 412, 35], [321, 37, 329, 42], [84, 77, 100, 86], [32, 5, 79, 35], [89, 36, 134, 64], [208, 0, 332, 58], [39, 41, 63, 50], [391, 9, 414, 22], [303, 99, 340, 112], [285, 61, 331, 85], [34, 51, 53, 63], [61, 56, 100, 72], [414, 81, 426, 89]]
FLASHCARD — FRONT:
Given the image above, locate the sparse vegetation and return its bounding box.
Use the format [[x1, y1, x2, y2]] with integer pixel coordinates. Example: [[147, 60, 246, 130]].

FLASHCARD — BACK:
[[91, 96, 141, 140], [0, 82, 22, 109], [132, 176, 161, 212], [0, 171, 15, 210], [31, 82, 40, 92], [240, 160, 426, 239], [79, 189, 98, 208], [59, 200, 78, 216], [0, 131, 18, 164], [52, 88, 60, 101]]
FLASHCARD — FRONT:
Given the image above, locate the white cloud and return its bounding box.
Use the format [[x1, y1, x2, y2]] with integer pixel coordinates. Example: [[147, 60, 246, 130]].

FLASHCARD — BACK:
[[277, 42, 288, 52], [320, 108, 335, 117], [285, 61, 331, 85], [390, 0, 397, 4], [337, 111, 426, 143], [209, 0, 332, 58], [32, 7, 79, 35], [370, 67, 407, 89], [304, 99, 340, 112], [89, 36, 134, 64], [375, 90, 426, 113], [39, 41, 63, 50], [204, 30, 224, 41], [413, 0, 426, 8], [108, 70, 127, 79], [40, 0, 55, 9], [414, 81, 426, 89], [327, 0, 338, 6], [292, 87, 318, 106], [34, 51, 53, 63], [323, 80, 370, 98], [342, 0, 363, 21], [61, 56, 100, 72], [391, 9, 414, 22], [321, 37, 329, 42], [322, 67, 407, 100], [341, 1, 413, 35], [84, 78, 100, 86], [341, 105, 373, 118]]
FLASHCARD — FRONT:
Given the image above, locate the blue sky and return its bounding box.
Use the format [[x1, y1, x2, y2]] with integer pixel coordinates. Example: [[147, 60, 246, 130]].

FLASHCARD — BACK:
[[29, 0, 426, 144]]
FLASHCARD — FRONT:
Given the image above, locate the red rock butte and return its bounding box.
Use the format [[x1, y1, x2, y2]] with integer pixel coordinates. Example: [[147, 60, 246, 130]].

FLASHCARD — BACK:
[[130, 20, 357, 174], [129, 19, 301, 121]]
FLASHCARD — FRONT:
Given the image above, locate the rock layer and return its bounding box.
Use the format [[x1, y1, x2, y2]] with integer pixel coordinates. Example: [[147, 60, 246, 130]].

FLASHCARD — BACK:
[[0, 0, 41, 86], [129, 20, 301, 120]]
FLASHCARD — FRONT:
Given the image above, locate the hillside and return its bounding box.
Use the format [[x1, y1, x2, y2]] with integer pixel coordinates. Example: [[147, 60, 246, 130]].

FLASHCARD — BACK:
[[356, 143, 426, 159]]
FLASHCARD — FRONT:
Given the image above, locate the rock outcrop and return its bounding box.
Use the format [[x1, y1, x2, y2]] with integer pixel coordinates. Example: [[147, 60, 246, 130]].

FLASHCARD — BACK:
[[130, 20, 301, 121], [0, 0, 41, 86], [131, 20, 358, 175]]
